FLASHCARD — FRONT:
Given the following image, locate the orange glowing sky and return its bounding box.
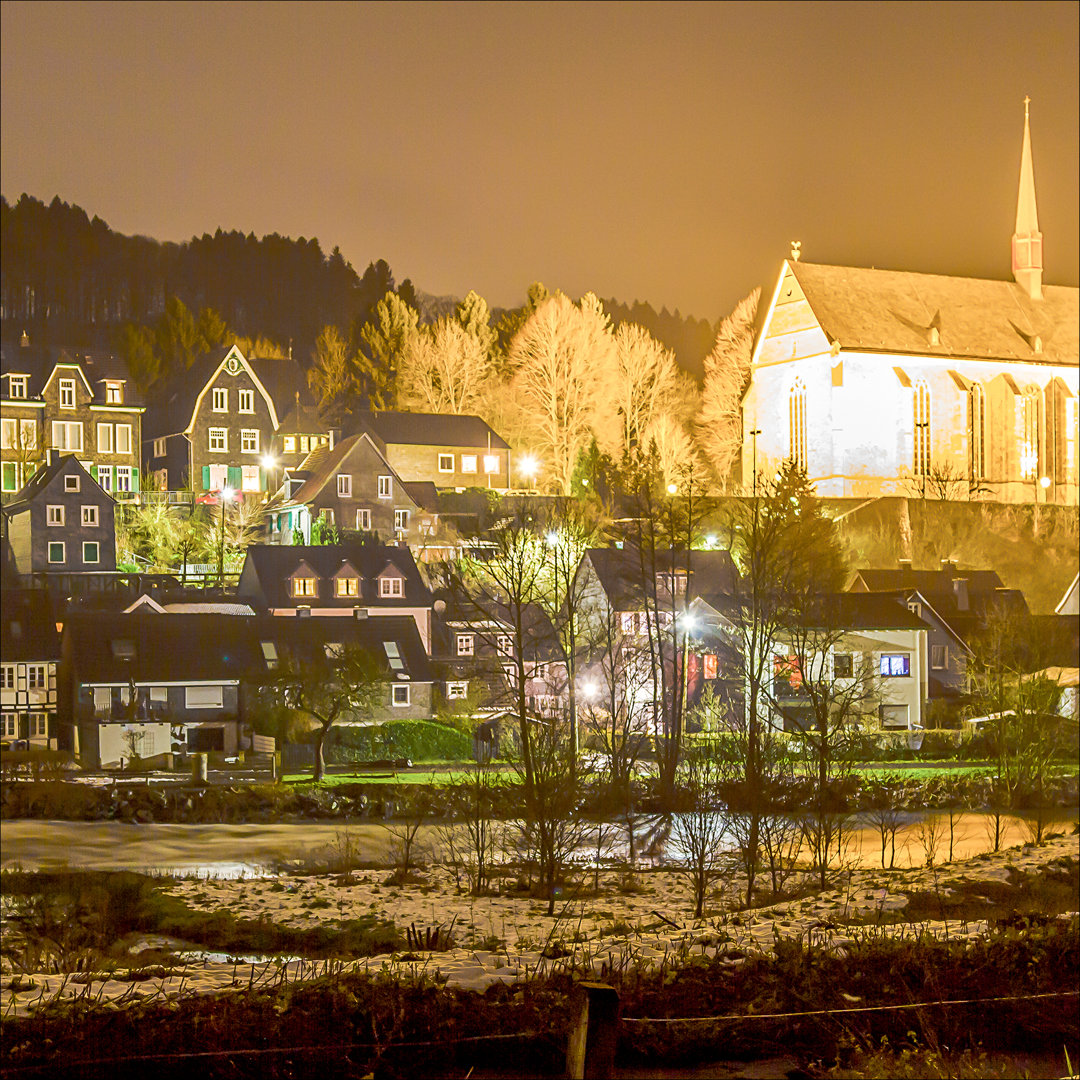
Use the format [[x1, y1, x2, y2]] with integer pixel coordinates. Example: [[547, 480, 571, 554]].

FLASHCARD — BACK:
[[2, 1, 1077, 319]]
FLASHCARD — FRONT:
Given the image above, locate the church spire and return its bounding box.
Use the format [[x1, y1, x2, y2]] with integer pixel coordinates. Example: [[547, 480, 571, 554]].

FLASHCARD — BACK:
[[1012, 96, 1043, 300]]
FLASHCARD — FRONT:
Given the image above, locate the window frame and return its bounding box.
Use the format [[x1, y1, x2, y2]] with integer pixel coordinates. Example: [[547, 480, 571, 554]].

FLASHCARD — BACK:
[[456, 633, 475, 657], [291, 576, 318, 598], [483, 454, 500, 474], [437, 453, 454, 472], [152, 437, 167, 458], [377, 475, 392, 499], [212, 387, 228, 413], [47, 541, 65, 564], [460, 454, 478, 474], [931, 644, 948, 670], [379, 576, 404, 598], [46, 504, 64, 527], [832, 652, 854, 679], [394, 508, 409, 531], [391, 684, 411, 707], [335, 576, 359, 598], [240, 429, 260, 454], [9, 375, 28, 399], [81, 505, 99, 526], [64, 474, 80, 492], [82, 540, 100, 564], [58, 378, 76, 409], [114, 466, 132, 492], [446, 681, 468, 700], [52, 420, 83, 452], [104, 381, 123, 405], [337, 474, 352, 498], [356, 508, 372, 531], [115, 424, 132, 455], [879, 653, 911, 678], [238, 389, 255, 414], [208, 428, 228, 452]]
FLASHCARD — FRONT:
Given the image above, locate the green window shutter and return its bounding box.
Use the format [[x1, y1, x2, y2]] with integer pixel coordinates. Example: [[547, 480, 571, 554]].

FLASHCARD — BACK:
[[90, 465, 98, 481], [227, 466, 242, 489], [202, 466, 211, 490], [131, 466, 139, 493], [260, 466, 266, 492]]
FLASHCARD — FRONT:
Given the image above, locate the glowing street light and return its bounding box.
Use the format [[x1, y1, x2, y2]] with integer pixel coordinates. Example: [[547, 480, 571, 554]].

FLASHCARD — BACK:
[[666, 482, 678, 496], [518, 454, 539, 487]]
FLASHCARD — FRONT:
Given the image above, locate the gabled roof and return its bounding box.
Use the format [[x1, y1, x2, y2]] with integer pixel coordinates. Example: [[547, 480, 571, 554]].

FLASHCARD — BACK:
[[0, 454, 109, 516], [351, 411, 510, 451], [237, 543, 432, 610], [582, 547, 739, 610], [430, 594, 565, 664], [783, 260, 1078, 366], [849, 565, 1026, 615], [796, 593, 930, 632], [283, 433, 417, 509]]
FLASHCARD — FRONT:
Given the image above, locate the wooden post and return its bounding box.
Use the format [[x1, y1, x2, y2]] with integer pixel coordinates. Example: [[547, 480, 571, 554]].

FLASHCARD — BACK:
[[191, 752, 208, 786], [566, 982, 619, 1080]]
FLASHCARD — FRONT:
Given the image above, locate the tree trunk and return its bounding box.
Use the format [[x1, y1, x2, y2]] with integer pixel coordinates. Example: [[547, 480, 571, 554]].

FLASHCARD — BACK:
[[314, 724, 330, 783]]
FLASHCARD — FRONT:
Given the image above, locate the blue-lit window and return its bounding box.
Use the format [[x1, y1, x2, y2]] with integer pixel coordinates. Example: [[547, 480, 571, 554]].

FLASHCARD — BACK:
[[879, 654, 910, 678]]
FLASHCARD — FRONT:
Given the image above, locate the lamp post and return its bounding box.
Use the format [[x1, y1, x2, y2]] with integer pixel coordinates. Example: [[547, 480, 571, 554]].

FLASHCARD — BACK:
[[218, 485, 235, 586], [518, 454, 538, 491]]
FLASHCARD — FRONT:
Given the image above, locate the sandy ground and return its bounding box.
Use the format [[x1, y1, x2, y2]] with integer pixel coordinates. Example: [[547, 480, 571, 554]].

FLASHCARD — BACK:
[[1, 821, 1077, 1018]]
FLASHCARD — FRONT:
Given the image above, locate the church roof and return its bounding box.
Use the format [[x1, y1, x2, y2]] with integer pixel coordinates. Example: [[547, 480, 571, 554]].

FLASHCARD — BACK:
[[788, 261, 1078, 367]]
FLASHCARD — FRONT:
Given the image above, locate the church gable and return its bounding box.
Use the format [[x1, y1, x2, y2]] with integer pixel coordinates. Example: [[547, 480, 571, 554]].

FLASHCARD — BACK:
[[752, 265, 832, 369]]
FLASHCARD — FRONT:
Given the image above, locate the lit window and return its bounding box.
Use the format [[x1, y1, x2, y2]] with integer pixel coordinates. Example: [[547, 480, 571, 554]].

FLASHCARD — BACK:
[[116, 425, 132, 454], [0, 419, 15, 449], [105, 382, 123, 404], [446, 681, 468, 700], [335, 576, 359, 598], [931, 645, 948, 669], [356, 508, 371, 531], [300, 435, 310, 453], [28, 667, 48, 691], [283, 436, 297, 454], [9, 375, 28, 399], [208, 464, 227, 491], [456, 633, 474, 657], [968, 384, 986, 483], [59, 379, 76, 408], [394, 509, 409, 531], [153, 437, 167, 458], [1, 463, 17, 491], [292, 577, 317, 598], [378, 475, 392, 498], [0, 666, 13, 689], [238, 389, 255, 413], [65, 474, 80, 492], [208, 428, 227, 452], [1, 715, 16, 738], [82, 505, 98, 526], [379, 576, 404, 598], [337, 474, 352, 497], [241, 429, 260, 453], [484, 454, 500, 474], [115, 467, 132, 492], [29, 714, 48, 737], [461, 454, 478, 474], [52, 421, 83, 452], [19, 420, 36, 449], [438, 453, 454, 472], [913, 381, 931, 478], [1020, 386, 1044, 480], [212, 387, 228, 412], [82, 541, 100, 564], [48, 541, 65, 564], [47, 505, 64, 526], [789, 378, 807, 471], [392, 684, 410, 707], [97, 423, 114, 453], [879, 654, 910, 678], [241, 464, 260, 491]]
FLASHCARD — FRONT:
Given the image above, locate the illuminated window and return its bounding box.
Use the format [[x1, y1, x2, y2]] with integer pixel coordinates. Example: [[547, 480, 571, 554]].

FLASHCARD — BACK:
[[212, 388, 228, 412], [97, 423, 114, 453], [461, 455, 478, 474], [913, 381, 931, 478], [394, 509, 409, 531], [378, 475, 392, 498], [59, 379, 76, 408], [456, 633, 474, 657], [337, 474, 352, 497], [1020, 386, 1043, 480], [241, 465, 260, 491], [241, 429, 259, 453], [105, 381, 123, 404], [52, 421, 83, 451], [788, 379, 807, 471], [300, 436, 310, 453], [335, 576, 359, 598], [9, 375, 28, 399], [238, 389, 254, 413], [47, 505, 64, 526], [379, 576, 404, 598], [483, 454, 500, 474], [438, 453, 454, 472], [283, 436, 297, 454], [116, 425, 132, 454], [82, 505, 98, 526], [292, 576, 317, 598], [356, 508, 371, 531], [879, 653, 910, 678], [967, 383, 986, 482], [208, 428, 227, 452], [0, 419, 15, 448]]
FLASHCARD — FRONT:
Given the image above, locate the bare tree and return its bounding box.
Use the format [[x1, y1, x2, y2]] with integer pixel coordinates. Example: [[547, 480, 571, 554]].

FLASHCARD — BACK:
[[696, 288, 760, 490], [397, 317, 494, 415], [672, 746, 728, 919], [507, 292, 615, 494], [308, 325, 357, 425]]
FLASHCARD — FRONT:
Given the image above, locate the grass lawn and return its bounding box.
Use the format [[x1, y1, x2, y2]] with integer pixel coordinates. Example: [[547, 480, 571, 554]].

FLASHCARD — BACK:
[[284, 765, 519, 787]]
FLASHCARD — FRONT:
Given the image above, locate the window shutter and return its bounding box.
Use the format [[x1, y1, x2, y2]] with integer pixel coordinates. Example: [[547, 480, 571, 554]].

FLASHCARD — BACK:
[[227, 466, 242, 489], [131, 466, 139, 493], [259, 466, 266, 492], [90, 465, 98, 481], [202, 466, 211, 490]]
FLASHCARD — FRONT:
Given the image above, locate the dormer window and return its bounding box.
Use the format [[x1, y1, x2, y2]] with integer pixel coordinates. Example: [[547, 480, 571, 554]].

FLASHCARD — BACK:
[[8, 375, 28, 399], [379, 576, 404, 598], [292, 576, 318, 598], [59, 379, 76, 408], [105, 382, 123, 404], [335, 576, 359, 598]]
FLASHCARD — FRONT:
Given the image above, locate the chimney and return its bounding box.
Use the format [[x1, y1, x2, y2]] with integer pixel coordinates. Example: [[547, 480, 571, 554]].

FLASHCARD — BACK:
[[940, 559, 957, 573], [46, 448, 58, 467], [897, 558, 913, 577], [952, 578, 970, 612], [329, 427, 341, 450]]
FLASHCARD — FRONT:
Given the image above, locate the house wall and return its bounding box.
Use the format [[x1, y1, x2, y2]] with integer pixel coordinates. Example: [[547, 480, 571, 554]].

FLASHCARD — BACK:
[[383, 443, 510, 490]]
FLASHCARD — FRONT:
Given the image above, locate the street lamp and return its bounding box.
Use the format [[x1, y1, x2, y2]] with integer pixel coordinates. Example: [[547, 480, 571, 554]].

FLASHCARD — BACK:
[[518, 454, 538, 489], [260, 454, 278, 496], [218, 485, 235, 586]]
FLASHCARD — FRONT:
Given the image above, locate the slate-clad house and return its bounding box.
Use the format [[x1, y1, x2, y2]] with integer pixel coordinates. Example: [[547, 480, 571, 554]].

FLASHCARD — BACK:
[[270, 433, 437, 546], [1, 590, 60, 748], [236, 543, 434, 651], [1, 452, 116, 575], [142, 344, 314, 496], [1, 346, 144, 498], [63, 611, 264, 767], [352, 411, 511, 491]]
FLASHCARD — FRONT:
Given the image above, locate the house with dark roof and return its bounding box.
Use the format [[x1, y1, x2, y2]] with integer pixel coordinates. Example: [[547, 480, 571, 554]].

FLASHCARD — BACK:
[[1, 590, 61, 749], [1, 451, 116, 576], [269, 432, 438, 547], [350, 411, 511, 491], [142, 344, 315, 496], [741, 105, 1077, 504], [236, 543, 434, 650], [1, 346, 144, 499]]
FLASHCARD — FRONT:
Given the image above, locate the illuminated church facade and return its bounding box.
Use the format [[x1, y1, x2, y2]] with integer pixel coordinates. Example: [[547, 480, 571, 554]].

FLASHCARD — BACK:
[[741, 103, 1079, 505]]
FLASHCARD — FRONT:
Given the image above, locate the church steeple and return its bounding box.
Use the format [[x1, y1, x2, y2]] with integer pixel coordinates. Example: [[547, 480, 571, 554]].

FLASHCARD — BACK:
[[1012, 96, 1043, 300]]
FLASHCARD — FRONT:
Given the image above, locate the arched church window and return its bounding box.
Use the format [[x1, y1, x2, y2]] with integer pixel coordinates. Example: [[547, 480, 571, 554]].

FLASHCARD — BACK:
[[788, 379, 807, 472], [1020, 386, 1044, 480], [967, 383, 986, 482], [913, 381, 932, 478]]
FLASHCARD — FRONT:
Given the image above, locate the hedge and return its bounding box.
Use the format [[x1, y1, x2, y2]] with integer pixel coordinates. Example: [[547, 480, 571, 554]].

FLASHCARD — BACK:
[[325, 720, 472, 763]]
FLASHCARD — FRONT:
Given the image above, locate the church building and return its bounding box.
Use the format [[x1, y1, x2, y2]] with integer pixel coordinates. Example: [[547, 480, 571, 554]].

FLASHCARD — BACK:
[[741, 102, 1078, 504]]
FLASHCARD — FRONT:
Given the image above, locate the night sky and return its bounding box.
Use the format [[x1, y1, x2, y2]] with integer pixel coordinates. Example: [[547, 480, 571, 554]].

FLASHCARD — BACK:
[[2, 1, 1077, 320]]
